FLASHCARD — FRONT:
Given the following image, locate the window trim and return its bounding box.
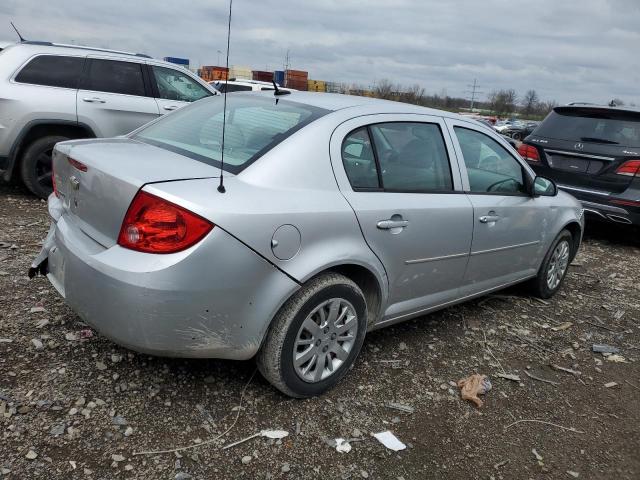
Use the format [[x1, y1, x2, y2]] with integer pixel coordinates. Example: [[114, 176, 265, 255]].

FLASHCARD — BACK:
[[79, 57, 151, 98], [341, 121, 456, 194], [12, 53, 86, 90], [450, 123, 534, 197]]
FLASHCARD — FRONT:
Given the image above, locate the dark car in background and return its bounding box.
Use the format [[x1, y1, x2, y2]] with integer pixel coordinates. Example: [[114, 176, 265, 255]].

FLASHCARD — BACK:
[[518, 103, 640, 226], [503, 121, 538, 141]]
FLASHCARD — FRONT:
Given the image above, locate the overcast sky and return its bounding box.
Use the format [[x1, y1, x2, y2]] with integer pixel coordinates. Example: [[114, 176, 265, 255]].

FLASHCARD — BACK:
[[1, 0, 638, 105]]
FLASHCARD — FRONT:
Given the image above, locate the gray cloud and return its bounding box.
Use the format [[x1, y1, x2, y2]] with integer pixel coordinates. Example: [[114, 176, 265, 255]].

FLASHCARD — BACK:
[[1, 0, 638, 104]]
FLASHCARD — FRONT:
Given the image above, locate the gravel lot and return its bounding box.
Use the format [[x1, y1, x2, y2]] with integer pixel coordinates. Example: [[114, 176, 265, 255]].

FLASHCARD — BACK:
[[1, 182, 639, 480]]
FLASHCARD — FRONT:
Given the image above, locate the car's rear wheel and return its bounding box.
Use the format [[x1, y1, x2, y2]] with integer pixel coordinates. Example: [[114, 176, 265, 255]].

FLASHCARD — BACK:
[[257, 273, 367, 398], [20, 135, 69, 199], [512, 132, 523, 141], [529, 229, 573, 299]]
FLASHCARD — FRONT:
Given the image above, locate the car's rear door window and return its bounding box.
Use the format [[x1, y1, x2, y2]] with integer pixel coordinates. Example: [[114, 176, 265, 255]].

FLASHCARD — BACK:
[[342, 127, 379, 189], [81, 59, 146, 96], [454, 127, 526, 194], [15, 55, 85, 89], [134, 95, 328, 174], [342, 122, 454, 192], [151, 65, 211, 102]]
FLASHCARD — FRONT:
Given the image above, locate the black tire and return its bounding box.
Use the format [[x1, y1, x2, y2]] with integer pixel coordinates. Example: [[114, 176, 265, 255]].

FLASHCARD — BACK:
[[20, 135, 69, 199], [512, 132, 523, 141], [257, 273, 367, 398], [529, 229, 573, 299]]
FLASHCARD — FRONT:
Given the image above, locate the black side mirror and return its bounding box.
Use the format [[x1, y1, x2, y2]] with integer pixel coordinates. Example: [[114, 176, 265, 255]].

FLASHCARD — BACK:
[[532, 176, 557, 197]]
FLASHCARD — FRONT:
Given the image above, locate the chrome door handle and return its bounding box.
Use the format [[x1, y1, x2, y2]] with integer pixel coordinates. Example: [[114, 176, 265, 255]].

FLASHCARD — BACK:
[[82, 97, 106, 103], [163, 105, 179, 111], [479, 215, 501, 223], [377, 219, 409, 230]]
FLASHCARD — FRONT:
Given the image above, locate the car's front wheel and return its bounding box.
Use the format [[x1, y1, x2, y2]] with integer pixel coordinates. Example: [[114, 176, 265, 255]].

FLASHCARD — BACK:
[[530, 230, 573, 298], [257, 273, 367, 398]]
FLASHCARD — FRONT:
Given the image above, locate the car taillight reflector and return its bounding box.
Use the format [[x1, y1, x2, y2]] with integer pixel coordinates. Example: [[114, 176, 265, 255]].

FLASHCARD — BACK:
[[517, 144, 540, 162], [118, 191, 213, 254], [610, 198, 640, 207], [615, 160, 640, 177], [52, 160, 59, 198], [68, 157, 88, 172]]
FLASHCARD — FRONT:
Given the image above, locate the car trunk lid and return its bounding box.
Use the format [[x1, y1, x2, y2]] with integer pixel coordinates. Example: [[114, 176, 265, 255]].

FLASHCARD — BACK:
[[53, 138, 220, 247]]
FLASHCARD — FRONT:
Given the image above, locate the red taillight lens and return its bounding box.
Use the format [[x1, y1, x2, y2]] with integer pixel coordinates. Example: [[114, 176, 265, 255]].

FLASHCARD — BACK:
[[117, 191, 213, 254], [518, 144, 540, 163], [68, 157, 88, 172], [52, 160, 59, 198], [615, 160, 640, 177]]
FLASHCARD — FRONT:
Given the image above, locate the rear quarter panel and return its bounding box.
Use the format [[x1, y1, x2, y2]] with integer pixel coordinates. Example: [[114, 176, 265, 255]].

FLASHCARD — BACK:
[[145, 113, 389, 313]]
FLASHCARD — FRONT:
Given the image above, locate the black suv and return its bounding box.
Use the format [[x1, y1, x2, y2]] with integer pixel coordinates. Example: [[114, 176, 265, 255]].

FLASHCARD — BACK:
[[519, 103, 640, 226]]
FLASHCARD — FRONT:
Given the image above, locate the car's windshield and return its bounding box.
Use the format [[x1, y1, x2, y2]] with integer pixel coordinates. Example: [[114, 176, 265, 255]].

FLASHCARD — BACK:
[[134, 95, 329, 173], [535, 108, 640, 147]]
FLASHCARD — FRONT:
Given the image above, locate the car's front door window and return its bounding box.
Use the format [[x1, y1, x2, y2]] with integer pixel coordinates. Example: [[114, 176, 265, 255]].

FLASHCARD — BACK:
[[454, 127, 526, 194], [151, 66, 211, 102]]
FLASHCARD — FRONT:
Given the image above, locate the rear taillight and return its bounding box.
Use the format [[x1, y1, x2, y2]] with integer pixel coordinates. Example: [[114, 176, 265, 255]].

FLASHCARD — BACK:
[[52, 161, 59, 198], [117, 191, 213, 254], [615, 160, 640, 177], [518, 144, 540, 163]]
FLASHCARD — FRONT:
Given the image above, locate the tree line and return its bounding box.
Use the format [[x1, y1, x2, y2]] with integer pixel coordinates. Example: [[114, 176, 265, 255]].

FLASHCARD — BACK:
[[339, 79, 562, 119]]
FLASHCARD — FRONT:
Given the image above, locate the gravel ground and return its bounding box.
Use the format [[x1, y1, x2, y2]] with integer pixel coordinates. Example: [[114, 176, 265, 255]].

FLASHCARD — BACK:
[[1, 182, 639, 480]]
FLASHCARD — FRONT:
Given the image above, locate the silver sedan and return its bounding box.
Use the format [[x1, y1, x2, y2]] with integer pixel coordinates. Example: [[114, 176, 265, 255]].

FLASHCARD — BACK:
[[32, 92, 584, 397]]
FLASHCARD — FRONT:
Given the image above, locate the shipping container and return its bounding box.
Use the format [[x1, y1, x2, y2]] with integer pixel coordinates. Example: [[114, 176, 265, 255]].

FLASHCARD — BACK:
[[163, 57, 189, 67], [307, 79, 327, 92], [325, 81, 344, 93], [199, 66, 229, 82], [285, 69, 308, 90], [274, 71, 285, 87], [229, 65, 252, 80], [252, 70, 274, 82]]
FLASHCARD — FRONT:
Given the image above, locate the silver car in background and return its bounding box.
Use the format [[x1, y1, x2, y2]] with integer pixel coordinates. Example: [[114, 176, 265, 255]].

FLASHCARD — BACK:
[[32, 92, 584, 397]]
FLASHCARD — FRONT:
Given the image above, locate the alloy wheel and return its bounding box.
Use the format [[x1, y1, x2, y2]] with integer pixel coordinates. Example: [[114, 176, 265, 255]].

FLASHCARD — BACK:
[[547, 240, 570, 290], [293, 298, 358, 383]]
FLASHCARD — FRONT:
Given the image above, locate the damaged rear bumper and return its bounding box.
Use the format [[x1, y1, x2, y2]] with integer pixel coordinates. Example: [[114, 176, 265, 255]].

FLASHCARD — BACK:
[[33, 196, 300, 360]]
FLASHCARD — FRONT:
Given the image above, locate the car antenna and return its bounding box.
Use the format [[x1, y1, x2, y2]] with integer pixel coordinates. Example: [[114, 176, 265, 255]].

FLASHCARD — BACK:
[[217, 0, 234, 194], [10, 22, 25, 42], [272, 80, 290, 96]]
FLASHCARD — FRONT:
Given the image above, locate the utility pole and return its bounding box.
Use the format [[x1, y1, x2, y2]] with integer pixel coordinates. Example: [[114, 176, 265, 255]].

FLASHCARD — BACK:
[[465, 79, 483, 111], [284, 49, 291, 71]]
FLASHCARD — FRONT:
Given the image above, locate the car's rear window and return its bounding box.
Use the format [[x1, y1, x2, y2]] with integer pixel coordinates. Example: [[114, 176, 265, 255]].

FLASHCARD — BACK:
[[134, 95, 328, 174], [535, 108, 640, 147]]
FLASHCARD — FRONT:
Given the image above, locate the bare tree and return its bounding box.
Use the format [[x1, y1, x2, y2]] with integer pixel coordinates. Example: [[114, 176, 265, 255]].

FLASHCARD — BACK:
[[374, 79, 396, 100], [400, 84, 425, 105], [522, 89, 540, 117], [487, 89, 517, 116]]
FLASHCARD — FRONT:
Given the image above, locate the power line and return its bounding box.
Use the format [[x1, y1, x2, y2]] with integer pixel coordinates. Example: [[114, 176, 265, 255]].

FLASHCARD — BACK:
[[464, 78, 484, 111]]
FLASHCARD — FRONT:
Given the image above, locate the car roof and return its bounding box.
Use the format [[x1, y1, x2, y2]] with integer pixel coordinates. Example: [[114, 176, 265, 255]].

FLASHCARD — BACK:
[[251, 90, 470, 121], [563, 102, 640, 115], [5, 41, 152, 61]]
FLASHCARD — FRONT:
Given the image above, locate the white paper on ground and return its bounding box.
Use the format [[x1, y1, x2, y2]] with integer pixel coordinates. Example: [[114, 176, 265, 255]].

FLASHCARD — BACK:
[[373, 431, 406, 451], [335, 438, 352, 453]]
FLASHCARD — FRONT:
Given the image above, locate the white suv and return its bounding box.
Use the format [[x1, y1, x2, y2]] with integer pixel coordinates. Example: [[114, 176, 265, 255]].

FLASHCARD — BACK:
[[0, 41, 218, 198]]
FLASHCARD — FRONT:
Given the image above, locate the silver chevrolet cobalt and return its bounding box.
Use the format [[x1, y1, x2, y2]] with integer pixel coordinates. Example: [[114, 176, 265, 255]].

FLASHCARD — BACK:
[[33, 92, 584, 397]]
